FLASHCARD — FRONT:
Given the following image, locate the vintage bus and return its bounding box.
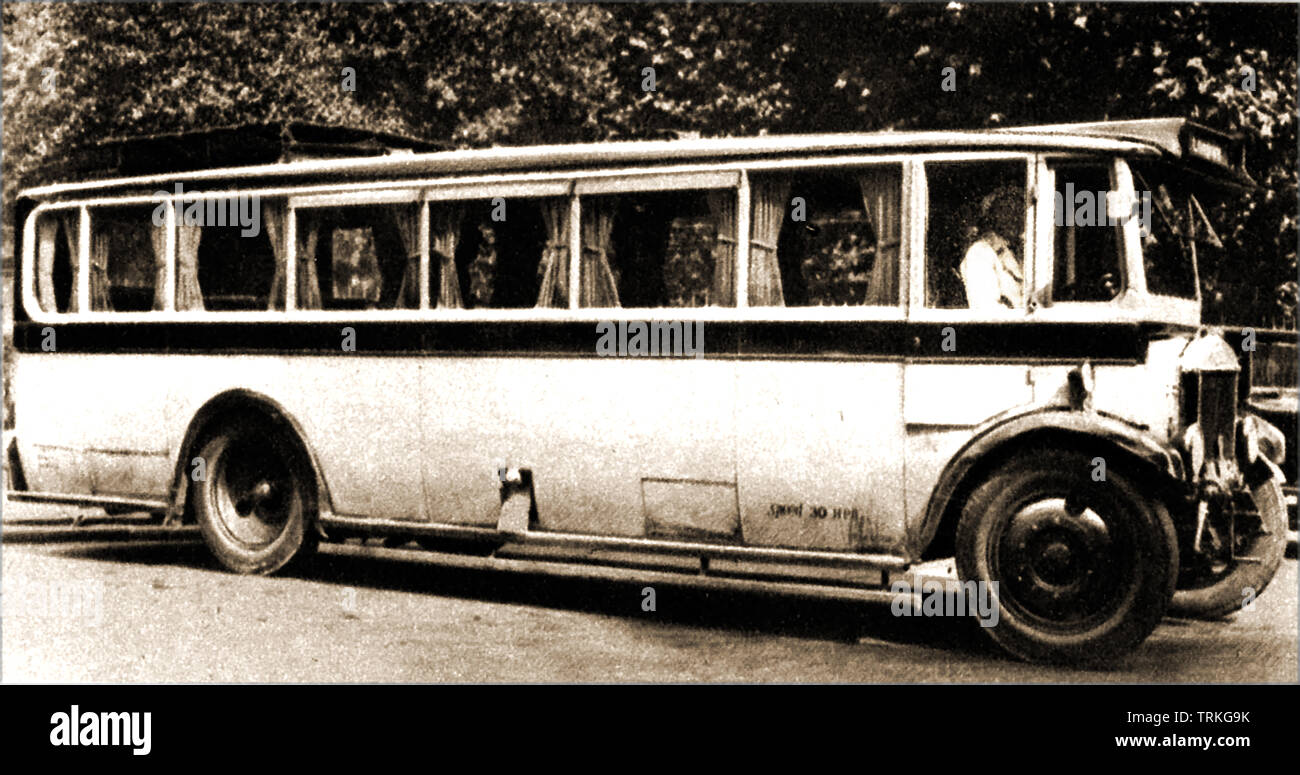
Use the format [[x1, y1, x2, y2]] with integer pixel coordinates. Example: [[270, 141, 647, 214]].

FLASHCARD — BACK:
[[6, 119, 1290, 664]]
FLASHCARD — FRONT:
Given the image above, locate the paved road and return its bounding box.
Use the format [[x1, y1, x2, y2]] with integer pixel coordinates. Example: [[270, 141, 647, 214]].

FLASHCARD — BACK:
[[2, 505, 1295, 682]]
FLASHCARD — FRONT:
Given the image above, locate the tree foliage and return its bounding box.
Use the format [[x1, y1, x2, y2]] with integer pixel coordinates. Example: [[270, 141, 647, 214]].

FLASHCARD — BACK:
[[3, 1, 1295, 324]]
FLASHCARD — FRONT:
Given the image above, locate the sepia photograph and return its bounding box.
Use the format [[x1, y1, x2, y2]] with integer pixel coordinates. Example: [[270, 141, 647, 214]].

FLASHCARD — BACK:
[[0, 0, 1296, 743]]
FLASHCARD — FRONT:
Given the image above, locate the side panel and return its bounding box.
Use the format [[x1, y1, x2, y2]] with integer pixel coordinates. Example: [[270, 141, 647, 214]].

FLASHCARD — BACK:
[[13, 353, 170, 496], [163, 354, 426, 521], [902, 362, 1036, 544], [422, 354, 737, 538], [735, 359, 905, 552]]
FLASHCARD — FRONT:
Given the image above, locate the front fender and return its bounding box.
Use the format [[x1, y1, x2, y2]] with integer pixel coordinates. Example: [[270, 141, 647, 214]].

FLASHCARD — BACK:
[[914, 405, 1186, 556]]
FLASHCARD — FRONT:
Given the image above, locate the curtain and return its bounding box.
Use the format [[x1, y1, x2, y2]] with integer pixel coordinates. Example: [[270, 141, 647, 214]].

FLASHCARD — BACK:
[[151, 219, 168, 311], [265, 201, 287, 310], [89, 225, 111, 311], [535, 199, 570, 308], [295, 218, 321, 310], [580, 203, 619, 307], [706, 190, 737, 306], [61, 212, 81, 312], [858, 167, 903, 306], [748, 179, 789, 306], [36, 218, 58, 312], [469, 224, 498, 307], [267, 203, 322, 310], [433, 205, 464, 309], [393, 204, 421, 308], [176, 223, 205, 311]]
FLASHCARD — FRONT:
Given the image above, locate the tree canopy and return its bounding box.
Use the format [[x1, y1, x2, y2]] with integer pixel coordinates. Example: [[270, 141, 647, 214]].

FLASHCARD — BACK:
[[3, 2, 1295, 325]]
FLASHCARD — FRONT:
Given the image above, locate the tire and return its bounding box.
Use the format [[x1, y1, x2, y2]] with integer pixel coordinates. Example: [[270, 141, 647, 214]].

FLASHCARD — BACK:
[[192, 416, 318, 575], [1170, 471, 1286, 619], [956, 449, 1178, 664]]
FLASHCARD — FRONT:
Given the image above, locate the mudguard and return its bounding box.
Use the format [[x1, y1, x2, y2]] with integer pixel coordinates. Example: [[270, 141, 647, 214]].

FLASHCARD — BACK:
[[914, 404, 1186, 556]]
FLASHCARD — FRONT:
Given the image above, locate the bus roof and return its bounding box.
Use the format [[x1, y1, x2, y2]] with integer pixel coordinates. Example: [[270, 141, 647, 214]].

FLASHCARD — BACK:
[[998, 118, 1254, 188], [20, 118, 1248, 199]]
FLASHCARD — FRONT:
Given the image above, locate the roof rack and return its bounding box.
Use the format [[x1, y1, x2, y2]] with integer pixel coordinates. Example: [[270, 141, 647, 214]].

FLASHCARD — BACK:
[[28, 122, 447, 186]]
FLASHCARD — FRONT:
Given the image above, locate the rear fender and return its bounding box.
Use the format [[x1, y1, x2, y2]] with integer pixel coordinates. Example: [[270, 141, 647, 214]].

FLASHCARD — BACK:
[[165, 389, 335, 529]]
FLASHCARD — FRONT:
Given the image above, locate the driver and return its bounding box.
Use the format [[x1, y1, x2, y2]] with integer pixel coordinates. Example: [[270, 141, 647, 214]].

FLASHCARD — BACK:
[[960, 188, 1023, 309]]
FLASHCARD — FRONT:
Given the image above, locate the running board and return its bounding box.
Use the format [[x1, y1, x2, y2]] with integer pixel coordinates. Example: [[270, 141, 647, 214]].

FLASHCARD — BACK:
[[5, 491, 169, 512], [319, 514, 909, 571], [322, 540, 906, 606]]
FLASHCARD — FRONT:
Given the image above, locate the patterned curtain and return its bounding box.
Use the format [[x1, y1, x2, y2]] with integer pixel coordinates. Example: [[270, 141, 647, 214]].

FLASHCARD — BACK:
[[706, 190, 737, 306], [61, 212, 81, 312], [267, 204, 322, 310], [535, 199, 570, 308], [748, 179, 790, 306], [36, 217, 58, 312], [151, 219, 168, 310], [393, 204, 422, 309], [580, 202, 620, 307], [265, 201, 288, 310], [858, 167, 903, 306], [176, 223, 205, 311], [433, 205, 464, 309], [89, 226, 111, 311], [295, 218, 322, 310]]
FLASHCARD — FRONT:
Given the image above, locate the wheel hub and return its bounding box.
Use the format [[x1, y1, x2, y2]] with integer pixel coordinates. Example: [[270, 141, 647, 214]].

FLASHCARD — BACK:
[[212, 439, 293, 546], [999, 497, 1119, 622]]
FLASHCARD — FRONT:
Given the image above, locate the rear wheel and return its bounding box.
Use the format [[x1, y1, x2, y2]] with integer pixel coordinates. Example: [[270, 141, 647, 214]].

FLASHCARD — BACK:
[[956, 450, 1177, 664], [192, 417, 318, 574]]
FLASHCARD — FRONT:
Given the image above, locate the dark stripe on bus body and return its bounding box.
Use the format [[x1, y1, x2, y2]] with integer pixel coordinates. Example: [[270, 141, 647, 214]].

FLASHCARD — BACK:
[[13, 320, 1167, 361]]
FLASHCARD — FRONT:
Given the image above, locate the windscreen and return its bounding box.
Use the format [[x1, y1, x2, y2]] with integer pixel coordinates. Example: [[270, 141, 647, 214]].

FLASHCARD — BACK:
[[1131, 165, 1220, 301]]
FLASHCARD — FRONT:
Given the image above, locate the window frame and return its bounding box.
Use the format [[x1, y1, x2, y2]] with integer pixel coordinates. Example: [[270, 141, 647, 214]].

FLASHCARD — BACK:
[[909, 152, 1038, 323], [88, 201, 172, 314], [1027, 155, 1201, 326], [1129, 160, 1215, 308], [287, 189, 423, 311], [736, 162, 909, 314], [23, 155, 917, 325], [1033, 156, 1131, 311], [574, 170, 741, 311]]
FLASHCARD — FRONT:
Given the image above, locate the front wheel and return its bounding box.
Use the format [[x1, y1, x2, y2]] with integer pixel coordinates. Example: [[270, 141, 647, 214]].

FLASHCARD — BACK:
[[1170, 470, 1286, 619], [956, 450, 1177, 664], [192, 418, 318, 575]]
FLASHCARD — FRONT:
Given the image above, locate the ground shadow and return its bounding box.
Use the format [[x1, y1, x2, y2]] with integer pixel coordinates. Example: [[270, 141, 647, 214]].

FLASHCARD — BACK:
[[22, 536, 997, 662]]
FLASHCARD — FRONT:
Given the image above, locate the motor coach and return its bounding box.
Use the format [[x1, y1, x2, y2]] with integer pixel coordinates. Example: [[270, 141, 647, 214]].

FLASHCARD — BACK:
[[7, 119, 1290, 663]]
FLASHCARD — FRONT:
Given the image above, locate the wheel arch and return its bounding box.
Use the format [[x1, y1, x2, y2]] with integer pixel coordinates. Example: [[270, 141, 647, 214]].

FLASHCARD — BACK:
[[915, 407, 1187, 560], [165, 389, 334, 526]]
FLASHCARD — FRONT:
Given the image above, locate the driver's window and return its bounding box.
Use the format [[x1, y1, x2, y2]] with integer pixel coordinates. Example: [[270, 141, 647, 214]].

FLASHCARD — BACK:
[[1050, 163, 1123, 302]]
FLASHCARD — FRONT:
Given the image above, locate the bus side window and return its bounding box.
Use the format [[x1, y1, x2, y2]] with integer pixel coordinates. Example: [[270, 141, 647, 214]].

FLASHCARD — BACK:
[[196, 207, 277, 311], [577, 189, 729, 309], [749, 166, 902, 307], [923, 161, 1027, 309], [90, 205, 160, 312], [33, 212, 75, 313], [297, 204, 414, 310], [453, 198, 554, 309]]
